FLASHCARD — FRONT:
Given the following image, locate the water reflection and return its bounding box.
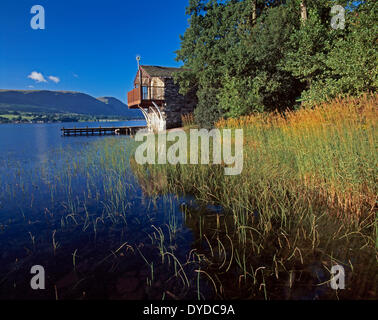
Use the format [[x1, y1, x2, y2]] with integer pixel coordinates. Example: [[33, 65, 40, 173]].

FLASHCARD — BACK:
[[0, 122, 214, 300]]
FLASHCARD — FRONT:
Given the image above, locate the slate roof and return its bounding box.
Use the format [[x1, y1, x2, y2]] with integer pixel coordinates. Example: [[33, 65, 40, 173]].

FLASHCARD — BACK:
[[140, 65, 185, 78]]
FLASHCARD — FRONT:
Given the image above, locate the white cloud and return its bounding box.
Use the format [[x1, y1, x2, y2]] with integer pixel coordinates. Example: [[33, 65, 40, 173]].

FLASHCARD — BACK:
[[73, 73, 79, 78], [48, 75, 60, 83], [28, 71, 47, 83], [28, 85, 35, 88]]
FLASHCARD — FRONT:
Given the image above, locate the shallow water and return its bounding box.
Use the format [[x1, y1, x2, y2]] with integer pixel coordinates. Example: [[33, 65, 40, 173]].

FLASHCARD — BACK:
[[0, 121, 210, 300]]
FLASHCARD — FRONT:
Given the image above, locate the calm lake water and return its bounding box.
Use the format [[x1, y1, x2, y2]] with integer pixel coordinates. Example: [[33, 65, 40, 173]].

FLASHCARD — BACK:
[[0, 121, 210, 300], [0, 120, 145, 165]]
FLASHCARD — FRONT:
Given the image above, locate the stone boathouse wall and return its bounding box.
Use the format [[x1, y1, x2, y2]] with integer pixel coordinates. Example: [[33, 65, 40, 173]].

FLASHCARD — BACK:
[[147, 78, 197, 130]]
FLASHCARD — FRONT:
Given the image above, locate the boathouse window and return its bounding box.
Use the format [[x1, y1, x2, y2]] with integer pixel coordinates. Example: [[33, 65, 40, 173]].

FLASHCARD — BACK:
[[142, 86, 149, 100]]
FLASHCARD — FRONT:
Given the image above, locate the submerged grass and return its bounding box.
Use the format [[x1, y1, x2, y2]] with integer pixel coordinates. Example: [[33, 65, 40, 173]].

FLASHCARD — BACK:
[[131, 94, 378, 300], [0, 135, 204, 300]]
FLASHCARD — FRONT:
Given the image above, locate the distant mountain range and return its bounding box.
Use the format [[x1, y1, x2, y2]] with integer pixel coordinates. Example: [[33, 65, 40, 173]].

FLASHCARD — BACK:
[[0, 90, 143, 118]]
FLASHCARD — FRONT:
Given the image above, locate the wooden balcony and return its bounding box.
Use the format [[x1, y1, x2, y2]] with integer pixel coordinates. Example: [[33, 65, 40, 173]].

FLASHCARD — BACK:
[[128, 88, 142, 107], [128, 86, 165, 109]]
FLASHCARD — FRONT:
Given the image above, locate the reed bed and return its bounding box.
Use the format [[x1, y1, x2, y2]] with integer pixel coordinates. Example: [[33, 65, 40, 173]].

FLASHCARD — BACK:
[[182, 113, 196, 128], [131, 94, 378, 299]]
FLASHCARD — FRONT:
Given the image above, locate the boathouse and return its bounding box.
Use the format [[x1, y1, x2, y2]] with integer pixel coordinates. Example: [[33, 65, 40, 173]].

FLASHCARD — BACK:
[[127, 64, 197, 132]]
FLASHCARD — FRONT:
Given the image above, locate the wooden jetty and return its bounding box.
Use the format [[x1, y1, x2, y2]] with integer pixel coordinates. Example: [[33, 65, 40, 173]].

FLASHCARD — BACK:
[[61, 125, 146, 137]]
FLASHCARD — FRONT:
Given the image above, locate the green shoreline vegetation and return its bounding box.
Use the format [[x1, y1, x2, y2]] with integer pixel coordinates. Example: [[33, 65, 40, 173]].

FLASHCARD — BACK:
[[0, 111, 140, 124]]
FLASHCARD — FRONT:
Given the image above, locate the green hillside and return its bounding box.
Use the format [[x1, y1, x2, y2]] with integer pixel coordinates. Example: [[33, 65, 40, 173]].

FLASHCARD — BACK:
[[0, 90, 143, 119]]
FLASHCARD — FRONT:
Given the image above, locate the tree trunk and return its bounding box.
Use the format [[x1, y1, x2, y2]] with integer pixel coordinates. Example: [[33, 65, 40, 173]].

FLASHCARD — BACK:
[[300, 0, 308, 24], [252, 0, 257, 26]]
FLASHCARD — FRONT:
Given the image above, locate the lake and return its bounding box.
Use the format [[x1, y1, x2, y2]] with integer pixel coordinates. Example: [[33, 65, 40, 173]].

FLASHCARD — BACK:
[[0, 120, 145, 164], [0, 121, 210, 300]]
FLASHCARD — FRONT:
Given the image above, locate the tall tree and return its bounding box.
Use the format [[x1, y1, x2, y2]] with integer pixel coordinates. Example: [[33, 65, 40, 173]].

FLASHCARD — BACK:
[[175, 0, 293, 126], [175, 0, 376, 125]]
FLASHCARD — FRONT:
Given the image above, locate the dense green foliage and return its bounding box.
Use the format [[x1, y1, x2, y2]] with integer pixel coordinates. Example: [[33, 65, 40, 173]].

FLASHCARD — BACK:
[[175, 0, 377, 127]]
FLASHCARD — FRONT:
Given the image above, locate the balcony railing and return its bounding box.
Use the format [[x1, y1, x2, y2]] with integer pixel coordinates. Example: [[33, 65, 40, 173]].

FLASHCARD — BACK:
[[128, 88, 141, 107], [128, 86, 165, 108]]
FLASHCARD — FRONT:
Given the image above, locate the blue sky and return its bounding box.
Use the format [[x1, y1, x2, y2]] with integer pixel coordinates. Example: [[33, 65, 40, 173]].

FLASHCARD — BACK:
[[0, 0, 190, 102]]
